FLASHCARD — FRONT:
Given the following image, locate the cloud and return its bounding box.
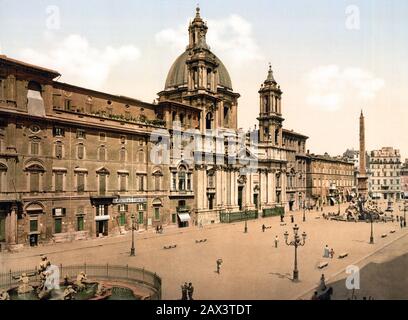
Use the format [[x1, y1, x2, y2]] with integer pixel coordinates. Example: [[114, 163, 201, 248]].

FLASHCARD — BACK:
[[305, 65, 385, 111], [19, 34, 140, 89], [155, 14, 263, 64]]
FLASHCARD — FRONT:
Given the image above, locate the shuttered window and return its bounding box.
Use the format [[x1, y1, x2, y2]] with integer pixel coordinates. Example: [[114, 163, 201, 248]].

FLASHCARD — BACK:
[[55, 173, 63, 192], [55, 143, 63, 159], [30, 172, 39, 192], [77, 144, 84, 159], [77, 173, 85, 192]]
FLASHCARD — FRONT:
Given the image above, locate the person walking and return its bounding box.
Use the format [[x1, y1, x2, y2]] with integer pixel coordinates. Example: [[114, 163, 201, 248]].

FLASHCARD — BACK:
[[291, 215, 294, 223], [280, 214, 284, 223], [323, 245, 330, 258], [274, 235, 279, 248], [329, 248, 335, 259], [187, 283, 194, 300], [181, 282, 188, 300], [262, 224, 266, 232]]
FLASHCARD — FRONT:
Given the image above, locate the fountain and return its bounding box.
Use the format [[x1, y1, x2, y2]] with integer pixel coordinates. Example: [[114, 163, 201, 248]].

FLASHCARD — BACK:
[[1, 257, 160, 300]]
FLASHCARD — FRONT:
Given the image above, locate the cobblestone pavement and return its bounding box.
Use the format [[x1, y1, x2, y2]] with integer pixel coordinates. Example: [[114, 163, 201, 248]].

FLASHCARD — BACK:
[[1, 204, 407, 300]]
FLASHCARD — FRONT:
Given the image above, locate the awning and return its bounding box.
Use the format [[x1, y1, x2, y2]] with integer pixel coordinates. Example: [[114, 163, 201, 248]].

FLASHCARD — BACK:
[[178, 213, 191, 222]]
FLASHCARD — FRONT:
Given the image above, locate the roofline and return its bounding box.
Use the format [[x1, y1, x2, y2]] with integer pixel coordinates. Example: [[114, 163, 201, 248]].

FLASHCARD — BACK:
[[53, 81, 154, 108], [282, 129, 309, 139], [0, 55, 61, 78]]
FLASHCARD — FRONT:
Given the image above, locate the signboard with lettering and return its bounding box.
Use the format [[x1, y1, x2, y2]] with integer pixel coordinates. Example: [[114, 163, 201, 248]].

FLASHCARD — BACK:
[[113, 197, 147, 204]]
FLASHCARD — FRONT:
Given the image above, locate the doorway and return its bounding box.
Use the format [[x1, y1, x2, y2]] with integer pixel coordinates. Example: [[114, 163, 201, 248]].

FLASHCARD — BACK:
[[96, 220, 108, 237], [29, 234, 38, 246], [238, 186, 243, 211]]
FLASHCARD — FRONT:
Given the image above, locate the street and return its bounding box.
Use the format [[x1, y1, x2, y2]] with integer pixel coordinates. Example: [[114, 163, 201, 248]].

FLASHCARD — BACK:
[[1, 204, 407, 300]]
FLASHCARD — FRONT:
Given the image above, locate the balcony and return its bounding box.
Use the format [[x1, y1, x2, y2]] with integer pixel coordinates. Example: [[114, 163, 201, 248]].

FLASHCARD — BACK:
[[177, 205, 191, 213], [169, 189, 194, 198]]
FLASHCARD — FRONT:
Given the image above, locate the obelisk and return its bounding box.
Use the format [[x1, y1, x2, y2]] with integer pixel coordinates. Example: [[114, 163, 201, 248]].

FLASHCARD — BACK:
[[357, 110, 368, 198]]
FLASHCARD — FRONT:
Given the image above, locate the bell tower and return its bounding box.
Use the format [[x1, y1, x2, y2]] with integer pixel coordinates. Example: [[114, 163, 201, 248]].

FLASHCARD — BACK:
[[257, 64, 284, 145]]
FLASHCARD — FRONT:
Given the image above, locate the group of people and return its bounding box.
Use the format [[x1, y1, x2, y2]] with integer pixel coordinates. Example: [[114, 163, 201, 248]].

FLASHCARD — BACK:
[[155, 225, 164, 234], [323, 245, 335, 259], [180, 282, 194, 300]]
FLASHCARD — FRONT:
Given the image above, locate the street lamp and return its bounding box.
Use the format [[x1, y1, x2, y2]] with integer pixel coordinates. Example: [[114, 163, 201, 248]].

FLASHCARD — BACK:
[[337, 192, 341, 215], [130, 213, 135, 256], [244, 209, 248, 233], [302, 200, 306, 222], [284, 224, 307, 281], [404, 201, 407, 228], [369, 211, 374, 244]]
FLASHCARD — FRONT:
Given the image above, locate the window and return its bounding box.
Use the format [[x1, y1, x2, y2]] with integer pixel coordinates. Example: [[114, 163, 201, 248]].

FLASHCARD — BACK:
[[77, 144, 84, 159], [31, 140, 39, 155], [119, 174, 127, 192], [99, 146, 106, 161], [99, 174, 107, 194], [138, 212, 144, 224], [97, 205, 108, 216], [172, 172, 177, 190], [99, 133, 106, 141], [154, 174, 160, 191], [76, 129, 86, 139], [119, 204, 128, 213], [64, 99, 71, 111], [138, 151, 145, 163], [55, 172, 63, 192], [119, 213, 126, 226], [137, 174, 145, 191], [120, 148, 126, 162], [77, 216, 84, 231], [30, 172, 40, 192], [178, 171, 186, 191], [30, 220, 38, 232], [77, 173, 85, 192], [55, 143, 63, 159], [54, 218, 62, 234], [53, 127, 64, 137], [120, 135, 126, 144], [187, 173, 192, 190], [154, 207, 160, 221]]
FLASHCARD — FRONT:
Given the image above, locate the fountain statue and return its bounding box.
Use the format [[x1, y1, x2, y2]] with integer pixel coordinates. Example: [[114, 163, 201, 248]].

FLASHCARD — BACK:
[[17, 273, 34, 294], [0, 289, 10, 300], [63, 285, 77, 300], [75, 271, 89, 291]]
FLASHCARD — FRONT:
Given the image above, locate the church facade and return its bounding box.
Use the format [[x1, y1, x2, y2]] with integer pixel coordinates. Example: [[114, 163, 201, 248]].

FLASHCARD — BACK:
[[0, 8, 310, 249]]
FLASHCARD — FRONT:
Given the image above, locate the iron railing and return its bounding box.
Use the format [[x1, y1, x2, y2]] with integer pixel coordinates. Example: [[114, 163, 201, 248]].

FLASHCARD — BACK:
[[0, 264, 161, 300]]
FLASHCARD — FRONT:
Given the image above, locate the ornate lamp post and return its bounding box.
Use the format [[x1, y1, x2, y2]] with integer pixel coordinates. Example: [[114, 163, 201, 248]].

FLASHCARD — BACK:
[[130, 213, 135, 256], [369, 211, 374, 244], [284, 224, 307, 281], [244, 209, 248, 233]]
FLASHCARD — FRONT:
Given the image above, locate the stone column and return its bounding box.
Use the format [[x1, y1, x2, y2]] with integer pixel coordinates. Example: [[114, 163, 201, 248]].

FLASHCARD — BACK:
[[246, 174, 252, 206], [203, 168, 207, 209], [260, 171, 266, 205], [267, 172, 274, 205], [216, 169, 222, 206]]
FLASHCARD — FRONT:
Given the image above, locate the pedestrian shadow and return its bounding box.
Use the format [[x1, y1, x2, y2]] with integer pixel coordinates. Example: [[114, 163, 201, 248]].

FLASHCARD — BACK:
[[269, 272, 292, 281]]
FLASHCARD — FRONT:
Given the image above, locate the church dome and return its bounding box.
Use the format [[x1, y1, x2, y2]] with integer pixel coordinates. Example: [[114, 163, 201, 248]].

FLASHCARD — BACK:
[[164, 50, 233, 90]]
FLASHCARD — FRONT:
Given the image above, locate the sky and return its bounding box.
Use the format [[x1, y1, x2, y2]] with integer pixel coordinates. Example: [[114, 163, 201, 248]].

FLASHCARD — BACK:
[[1, 0, 407, 159]]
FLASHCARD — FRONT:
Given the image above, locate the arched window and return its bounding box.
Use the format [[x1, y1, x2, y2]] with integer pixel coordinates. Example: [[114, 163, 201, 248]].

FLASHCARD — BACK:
[[178, 165, 187, 191], [223, 105, 230, 127], [153, 170, 163, 191], [26, 163, 45, 192]]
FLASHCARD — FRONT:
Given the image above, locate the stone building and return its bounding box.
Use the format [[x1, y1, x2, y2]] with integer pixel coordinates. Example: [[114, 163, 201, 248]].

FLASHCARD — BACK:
[[306, 153, 355, 207], [401, 159, 408, 199], [0, 7, 309, 249], [368, 147, 401, 200]]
